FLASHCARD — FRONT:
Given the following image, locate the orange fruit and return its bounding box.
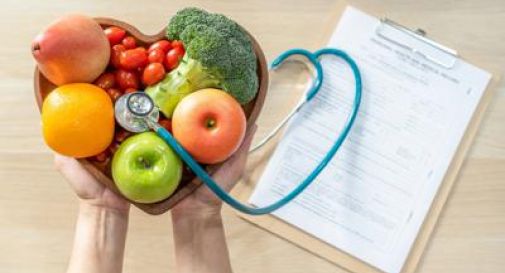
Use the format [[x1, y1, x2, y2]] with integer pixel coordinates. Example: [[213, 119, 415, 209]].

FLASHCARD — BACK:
[[42, 83, 115, 158]]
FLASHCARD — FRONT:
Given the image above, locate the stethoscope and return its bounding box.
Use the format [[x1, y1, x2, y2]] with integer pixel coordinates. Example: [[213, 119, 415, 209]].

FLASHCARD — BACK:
[[115, 48, 362, 215]]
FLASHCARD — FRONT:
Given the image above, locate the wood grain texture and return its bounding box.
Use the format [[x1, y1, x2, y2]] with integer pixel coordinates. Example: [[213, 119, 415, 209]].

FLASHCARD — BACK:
[[0, 0, 503, 273]]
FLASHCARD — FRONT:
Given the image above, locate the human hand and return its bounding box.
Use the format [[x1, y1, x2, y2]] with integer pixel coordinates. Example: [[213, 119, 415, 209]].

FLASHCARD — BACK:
[[56, 155, 130, 273], [54, 154, 130, 214], [170, 125, 256, 273], [171, 125, 257, 219]]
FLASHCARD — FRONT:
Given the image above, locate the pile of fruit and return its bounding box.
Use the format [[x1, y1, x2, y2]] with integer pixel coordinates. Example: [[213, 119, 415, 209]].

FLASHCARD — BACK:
[[33, 8, 258, 204]]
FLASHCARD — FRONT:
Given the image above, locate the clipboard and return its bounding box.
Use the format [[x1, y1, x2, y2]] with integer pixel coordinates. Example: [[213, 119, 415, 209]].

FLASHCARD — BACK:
[[231, 2, 500, 273]]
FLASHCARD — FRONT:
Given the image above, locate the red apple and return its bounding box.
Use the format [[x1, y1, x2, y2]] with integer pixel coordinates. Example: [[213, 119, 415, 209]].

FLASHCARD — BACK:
[[172, 88, 246, 164]]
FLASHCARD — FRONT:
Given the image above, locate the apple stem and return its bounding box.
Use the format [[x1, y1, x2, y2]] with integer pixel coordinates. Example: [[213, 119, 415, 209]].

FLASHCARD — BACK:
[[206, 119, 216, 129], [138, 156, 151, 169]]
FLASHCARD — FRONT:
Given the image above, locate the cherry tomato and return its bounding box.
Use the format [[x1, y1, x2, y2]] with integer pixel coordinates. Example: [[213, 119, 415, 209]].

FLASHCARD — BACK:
[[173, 45, 185, 56], [110, 44, 126, 69], [136, 46, 147, 54], [164, 51, 179, 70], [119, 48, 148, 70], [104, 26, 126, 45], [93, 150, 110, 162], [115, 129, 131, 142], [124, 88, 137, 94], [142, 63, 166, 86], [171, 40, 184, 50], [136, 66, 145, 76], [108, 142, 120, 154], [159, 119, 172, 133], [106, 88, 122, 102], [148, 40, 172, 53], [121, 36, 136, 49], [94, 73, 116, 89], [164, 47, 184, 70], [148, 48, 165, 63], [116, 69, 139, 90]]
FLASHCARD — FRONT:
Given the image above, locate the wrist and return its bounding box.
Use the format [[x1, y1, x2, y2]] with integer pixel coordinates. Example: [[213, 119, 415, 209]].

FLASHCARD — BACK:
[[171, 206, 232, 273], [171, 205, 222, 224], [75, 201, 129, 254], [79, 200, 129, 219], [68, 200, 129, 273]]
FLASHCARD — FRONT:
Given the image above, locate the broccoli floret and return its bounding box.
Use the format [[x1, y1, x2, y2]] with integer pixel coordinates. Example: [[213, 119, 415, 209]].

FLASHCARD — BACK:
[[165, 7, 209, 40], [146, 7, 258, 117]]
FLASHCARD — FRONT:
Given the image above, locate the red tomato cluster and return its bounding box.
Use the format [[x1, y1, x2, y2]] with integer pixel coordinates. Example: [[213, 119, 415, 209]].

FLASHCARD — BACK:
[[92, 26, 182, 163], [103, 26, 185, 93]]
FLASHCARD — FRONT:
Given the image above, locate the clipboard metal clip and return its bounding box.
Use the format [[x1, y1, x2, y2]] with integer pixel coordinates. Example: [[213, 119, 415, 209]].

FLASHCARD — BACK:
[[376, 18, 459, 69]]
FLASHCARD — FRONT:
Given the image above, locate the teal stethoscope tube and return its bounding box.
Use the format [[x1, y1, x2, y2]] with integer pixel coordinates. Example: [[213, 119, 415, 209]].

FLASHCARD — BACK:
[[155, 48, 362, 215]]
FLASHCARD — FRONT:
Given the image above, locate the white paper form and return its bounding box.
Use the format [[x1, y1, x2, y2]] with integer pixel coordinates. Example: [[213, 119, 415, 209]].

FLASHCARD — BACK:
[[249, 7, 491, 273]]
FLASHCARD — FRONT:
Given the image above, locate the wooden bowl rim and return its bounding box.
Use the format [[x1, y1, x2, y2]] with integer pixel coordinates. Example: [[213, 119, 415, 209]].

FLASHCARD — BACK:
[[33, 17, 269, 214]]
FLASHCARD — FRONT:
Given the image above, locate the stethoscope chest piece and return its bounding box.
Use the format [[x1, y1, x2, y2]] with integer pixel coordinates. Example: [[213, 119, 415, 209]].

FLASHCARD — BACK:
[[115, 92, 159, 133]]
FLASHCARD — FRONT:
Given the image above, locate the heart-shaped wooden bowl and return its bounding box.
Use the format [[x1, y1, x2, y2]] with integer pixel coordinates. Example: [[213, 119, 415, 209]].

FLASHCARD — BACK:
[[34, 17, 268, 215]]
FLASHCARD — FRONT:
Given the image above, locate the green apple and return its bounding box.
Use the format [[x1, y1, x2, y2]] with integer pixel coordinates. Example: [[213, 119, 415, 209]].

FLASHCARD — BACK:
[[112, 132, 182, 204]]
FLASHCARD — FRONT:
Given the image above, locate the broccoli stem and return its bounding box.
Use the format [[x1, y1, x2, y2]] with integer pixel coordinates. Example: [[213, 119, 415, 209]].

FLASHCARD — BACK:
[[145, 54, 221, 117]]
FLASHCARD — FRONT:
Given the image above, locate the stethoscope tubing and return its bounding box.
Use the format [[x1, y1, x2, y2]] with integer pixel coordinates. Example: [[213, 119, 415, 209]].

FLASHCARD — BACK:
[[250, 49, 322, 152], [153, 48, 362, 215]]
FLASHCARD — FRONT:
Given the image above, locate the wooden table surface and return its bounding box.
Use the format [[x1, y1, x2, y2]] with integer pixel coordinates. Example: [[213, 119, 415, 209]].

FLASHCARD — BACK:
[[1, 0, 503, 272]]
